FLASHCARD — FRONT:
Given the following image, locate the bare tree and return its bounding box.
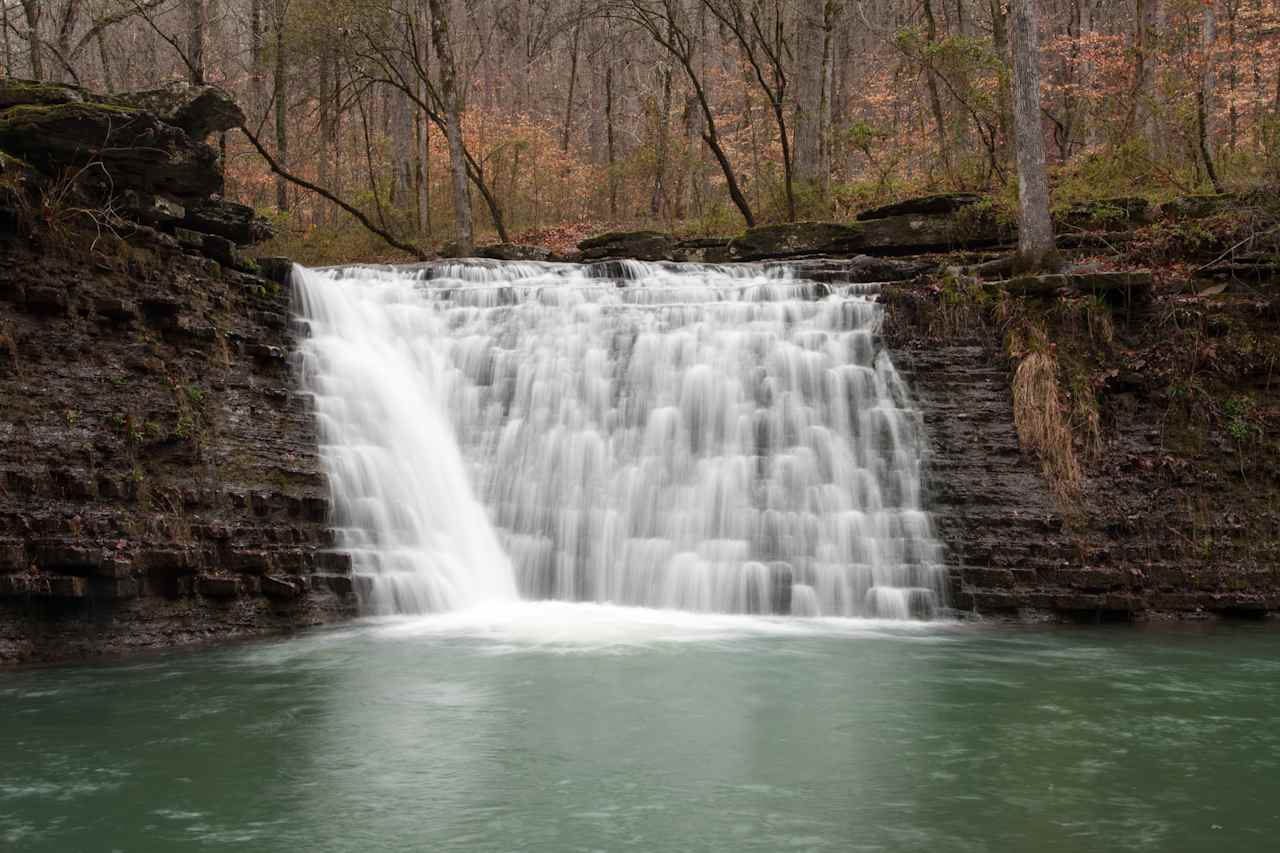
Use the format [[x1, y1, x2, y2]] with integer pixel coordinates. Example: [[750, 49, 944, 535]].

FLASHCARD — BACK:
[[1009, 0, 1056, 270], [428, 0, 473, 253]]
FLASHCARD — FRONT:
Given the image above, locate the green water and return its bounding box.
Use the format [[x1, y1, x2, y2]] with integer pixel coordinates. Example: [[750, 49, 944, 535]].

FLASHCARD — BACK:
[[2, 603, 1278, 852]]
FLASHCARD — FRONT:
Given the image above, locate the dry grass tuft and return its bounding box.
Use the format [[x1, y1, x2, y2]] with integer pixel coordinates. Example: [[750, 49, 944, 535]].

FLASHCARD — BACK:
[[1011, 342, 1083, 508]]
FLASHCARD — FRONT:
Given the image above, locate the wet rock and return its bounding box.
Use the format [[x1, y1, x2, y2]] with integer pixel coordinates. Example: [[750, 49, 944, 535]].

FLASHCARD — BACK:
[[256, 257, 293, 285], [93, 295, 137, 322], [23, 286, 68, 315], [312, 574, 354, 595], [475, 243, 552, 262], [578, 230, 676, 261], [196, 574, 240, 597], [855, 192, 984, 221], [261, 574, 305, 600]]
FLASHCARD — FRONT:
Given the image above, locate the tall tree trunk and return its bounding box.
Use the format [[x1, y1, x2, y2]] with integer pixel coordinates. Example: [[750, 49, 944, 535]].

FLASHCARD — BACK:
[[20, 0, 44, 81], [1134, 0, 1161, 147], [922, 0, 954, 183], [54, 0, 81, 84], [606, 63, 617, 219], [2, 1, 11, 77], [96, 29, 115, 93], [427, 0, 473, 254], [250, 0, 266, 124], [273, 0, 288, 212], [651, 63, 672, 219], [989, 0, 1012, 171], [561, 4, 583, 152], [1198, 3, 1224, 192], [318, 46, 332, 226], [1009, 0, 1056, 270], [793, 0, 825, 188], [187, 0, 205, 83]]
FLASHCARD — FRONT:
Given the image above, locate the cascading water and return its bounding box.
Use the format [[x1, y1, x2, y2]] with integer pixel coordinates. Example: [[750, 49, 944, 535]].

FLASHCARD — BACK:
[[294, 260, 945, 619]]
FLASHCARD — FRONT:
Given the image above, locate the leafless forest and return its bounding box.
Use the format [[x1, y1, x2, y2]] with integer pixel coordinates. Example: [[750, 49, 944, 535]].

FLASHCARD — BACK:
[[5, 0, 1278, 260]]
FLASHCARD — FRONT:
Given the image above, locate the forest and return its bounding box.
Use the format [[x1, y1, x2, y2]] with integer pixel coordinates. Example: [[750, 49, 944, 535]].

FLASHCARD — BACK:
[[4, 0, 1279, 262]]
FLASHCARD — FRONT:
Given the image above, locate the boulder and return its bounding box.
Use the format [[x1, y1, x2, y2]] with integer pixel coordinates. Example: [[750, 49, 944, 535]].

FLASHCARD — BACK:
[[474, 242, 552, 262], [857, 212, 1006, 253], [855, 192, 985, 221], [578, 230, 676, 261], [113, 82, 244, 140], [727, 222, 862, 261], [0, 101, 222, 202]]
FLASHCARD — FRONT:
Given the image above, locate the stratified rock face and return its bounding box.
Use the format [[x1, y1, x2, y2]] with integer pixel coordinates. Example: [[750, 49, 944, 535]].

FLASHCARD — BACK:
[[882, 283, 1280, 622], [578, 230, 677, 261], [0, 233, 356, 664]]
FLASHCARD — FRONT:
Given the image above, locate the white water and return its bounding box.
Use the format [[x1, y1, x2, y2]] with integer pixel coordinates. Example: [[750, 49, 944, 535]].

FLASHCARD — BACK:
[[295, 260, 945, 618]]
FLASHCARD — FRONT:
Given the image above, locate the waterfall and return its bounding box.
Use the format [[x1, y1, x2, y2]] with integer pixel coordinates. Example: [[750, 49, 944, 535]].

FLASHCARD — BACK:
[[294, 260, 945, 619]]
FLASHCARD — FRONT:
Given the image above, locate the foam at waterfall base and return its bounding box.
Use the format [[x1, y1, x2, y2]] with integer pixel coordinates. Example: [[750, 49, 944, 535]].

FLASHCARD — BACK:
[[296, 259, 947, 619], [363, 600, 952, 651]]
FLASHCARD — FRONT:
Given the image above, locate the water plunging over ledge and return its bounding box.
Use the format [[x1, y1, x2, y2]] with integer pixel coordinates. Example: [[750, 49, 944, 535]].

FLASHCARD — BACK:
[[294, 260, 945, 618]]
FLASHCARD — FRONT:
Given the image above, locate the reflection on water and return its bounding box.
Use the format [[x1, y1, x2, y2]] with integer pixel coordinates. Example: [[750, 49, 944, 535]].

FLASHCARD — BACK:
[[2, 606, 1278, 852]]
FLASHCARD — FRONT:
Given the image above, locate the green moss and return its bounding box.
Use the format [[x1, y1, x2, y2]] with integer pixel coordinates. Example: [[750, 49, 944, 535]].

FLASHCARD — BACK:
[[0, 100, 140, 131]]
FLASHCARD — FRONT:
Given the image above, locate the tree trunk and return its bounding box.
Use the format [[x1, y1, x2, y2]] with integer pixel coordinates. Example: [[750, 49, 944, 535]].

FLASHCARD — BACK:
[[922, 0, 954, 182], [989, 0, 1012, 170], [427, 0, 473, 254], [318, 46, 332, 226], [793, 0, 824, 188], [273, 0, 288, 212], [96, 29, 115, 93], [1134, 0, 1161, 146], [561, 4, 583, 152], [651, 63, 672, 219], [1198, 3, 1224, 192], [187, 0, 205, 84], [606, 63, 617, 219], [250, 0, 265, 124], [1009, 0, 1056, 270], [20, 0, 43, 81]]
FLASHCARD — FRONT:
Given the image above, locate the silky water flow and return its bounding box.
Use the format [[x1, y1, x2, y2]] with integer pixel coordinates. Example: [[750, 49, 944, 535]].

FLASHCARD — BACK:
[[294, 260, 945, 618]]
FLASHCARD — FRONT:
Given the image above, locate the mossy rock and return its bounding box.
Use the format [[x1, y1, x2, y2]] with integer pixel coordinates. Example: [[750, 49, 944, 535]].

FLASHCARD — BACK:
[[727, 222, 863, 261], [1055, 197, 1152, 231], [0, 101, 222, 202], [0, 79, 91, 111]]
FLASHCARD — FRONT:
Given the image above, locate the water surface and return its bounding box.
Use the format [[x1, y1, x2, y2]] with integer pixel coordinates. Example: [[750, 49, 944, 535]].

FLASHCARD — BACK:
[[3, 605, 1277, 852]]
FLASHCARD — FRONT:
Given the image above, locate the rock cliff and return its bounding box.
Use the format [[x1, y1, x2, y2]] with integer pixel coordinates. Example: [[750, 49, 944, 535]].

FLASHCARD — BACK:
[[0, 80, 354, 663]]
